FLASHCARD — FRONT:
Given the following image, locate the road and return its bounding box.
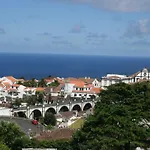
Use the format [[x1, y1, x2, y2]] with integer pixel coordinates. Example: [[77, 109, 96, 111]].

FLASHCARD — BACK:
[[0, 116, 44, 136]]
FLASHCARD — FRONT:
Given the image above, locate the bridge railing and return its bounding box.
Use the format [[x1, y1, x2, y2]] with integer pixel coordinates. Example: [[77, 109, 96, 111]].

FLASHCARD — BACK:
[[13, 98, 97, 110]]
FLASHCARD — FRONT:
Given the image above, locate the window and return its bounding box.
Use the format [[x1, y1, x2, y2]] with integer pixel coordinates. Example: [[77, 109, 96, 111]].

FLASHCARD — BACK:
[[74, 94, 77, 97]]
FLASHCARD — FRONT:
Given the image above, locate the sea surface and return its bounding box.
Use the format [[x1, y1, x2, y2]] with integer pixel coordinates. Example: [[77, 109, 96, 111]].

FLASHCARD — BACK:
[[0, 53, 150, 79]]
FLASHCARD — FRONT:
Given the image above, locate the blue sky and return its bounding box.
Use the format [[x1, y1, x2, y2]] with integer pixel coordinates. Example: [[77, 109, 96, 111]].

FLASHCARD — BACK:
[[0, 0, 150, 56]]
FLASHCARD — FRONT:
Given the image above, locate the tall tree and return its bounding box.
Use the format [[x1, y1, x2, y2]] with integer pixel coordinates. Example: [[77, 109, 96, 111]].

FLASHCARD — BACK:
[[36, 91, 45, 104], [71, 82, 150, 150]]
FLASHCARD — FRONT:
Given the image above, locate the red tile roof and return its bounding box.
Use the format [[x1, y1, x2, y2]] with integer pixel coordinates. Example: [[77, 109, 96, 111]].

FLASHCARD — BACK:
[[5, 76, 17, 83], [2, 82, 11, 89], [91, 87, 103, 94], [78, 78, 94, 84], [36, 87, 45, 92], [12, 84, 20, 87]]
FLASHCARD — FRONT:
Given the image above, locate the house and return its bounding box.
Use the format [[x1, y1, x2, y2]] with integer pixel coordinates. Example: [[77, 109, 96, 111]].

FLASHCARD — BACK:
[[56, 111, 78, 128], [101, 74, 132, 88], [130, 67, 150, 83], [24, 87, 36, 96], [44, 77, 64, 86], [44, 77, 56, 86], [64, 78, 102, 98], [100, 67, 150, 88], [79, 77, 101, 87], [45, 84, 64, 97], [1, 76, 17, 85]]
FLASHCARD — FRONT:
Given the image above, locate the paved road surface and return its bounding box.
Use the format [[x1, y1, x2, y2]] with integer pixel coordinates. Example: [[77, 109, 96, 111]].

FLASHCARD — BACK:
[[0, 116, 45, 136]]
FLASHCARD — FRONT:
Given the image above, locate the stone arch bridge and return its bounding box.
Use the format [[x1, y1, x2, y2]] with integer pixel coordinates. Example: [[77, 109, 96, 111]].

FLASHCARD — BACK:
[[13, 99, 96, 119]]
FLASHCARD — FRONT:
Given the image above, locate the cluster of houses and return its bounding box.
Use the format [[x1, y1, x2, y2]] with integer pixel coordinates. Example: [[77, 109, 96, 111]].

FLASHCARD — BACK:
[[0, 67, 149, 104]]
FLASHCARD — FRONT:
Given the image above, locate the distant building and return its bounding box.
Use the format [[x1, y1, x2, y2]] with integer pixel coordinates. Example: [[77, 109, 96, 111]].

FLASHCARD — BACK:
[[64, 78, 102, 98], [101, 67, 150, 88]]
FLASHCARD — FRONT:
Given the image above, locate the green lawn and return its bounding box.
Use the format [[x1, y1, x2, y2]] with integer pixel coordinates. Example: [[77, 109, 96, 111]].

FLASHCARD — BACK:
[[69, 118, 84, 129]]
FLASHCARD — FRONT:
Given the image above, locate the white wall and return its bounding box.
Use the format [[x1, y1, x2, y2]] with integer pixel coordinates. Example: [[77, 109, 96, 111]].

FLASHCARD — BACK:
[[0, 108, 12, 116], [17, 85, 26, 98], [64, 83, 74, 94], [92, 79, 100, 87]]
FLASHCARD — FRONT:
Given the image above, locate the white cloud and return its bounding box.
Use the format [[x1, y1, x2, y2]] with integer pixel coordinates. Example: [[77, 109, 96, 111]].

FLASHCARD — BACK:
[[58, 0, 150, 12], [124, 19, 150, 38]]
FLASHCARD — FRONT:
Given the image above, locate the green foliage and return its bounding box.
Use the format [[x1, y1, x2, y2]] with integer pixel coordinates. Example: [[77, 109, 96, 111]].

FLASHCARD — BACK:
[[21, 78, 38, 87], [44, 112, 56, 126], [25, 95, 37, 106], [49, 80, 60, 87], [37, 140, 72, 150], [36, 91, 45, 104], [46, 125, 54, 130], [0, 143, 10, 150], [11, 138, 72, 150], [12, 98, 22, 107], [38, 78, 47, 87], [11, 137, 32, 150], [0, 121, 25, 148], [71, 82, 150, 150]]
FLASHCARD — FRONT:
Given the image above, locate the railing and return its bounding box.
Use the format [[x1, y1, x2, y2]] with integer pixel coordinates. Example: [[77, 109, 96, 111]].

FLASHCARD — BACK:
[[13, 98, 97, 111]]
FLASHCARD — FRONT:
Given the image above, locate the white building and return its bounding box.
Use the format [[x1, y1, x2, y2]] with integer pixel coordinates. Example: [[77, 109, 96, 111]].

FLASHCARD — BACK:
[[101, 67, 150, 88], [64, 78, 101, 98]]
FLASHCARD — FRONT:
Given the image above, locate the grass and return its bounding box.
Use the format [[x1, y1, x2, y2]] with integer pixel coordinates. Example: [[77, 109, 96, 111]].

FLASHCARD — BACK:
[[69, 118, 85, 129]]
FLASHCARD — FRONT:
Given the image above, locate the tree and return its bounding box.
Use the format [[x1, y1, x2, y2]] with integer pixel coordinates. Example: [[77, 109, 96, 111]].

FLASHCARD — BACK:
[[36, 91, 45, 104], [71, 82, 150, 150], [38, 78, 47, 87], [27, 95, 37, 106], [0, 143, 9, 150], [0, 121, 25, 148], [12, 98, 22, 107], [11, 137, 32, 150], [44, 112, 56, 126], [49, 80, 60, 87]]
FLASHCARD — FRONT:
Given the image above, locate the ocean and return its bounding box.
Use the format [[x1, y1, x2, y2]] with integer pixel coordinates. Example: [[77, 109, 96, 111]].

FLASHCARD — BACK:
[[0, 53, 150, 79]]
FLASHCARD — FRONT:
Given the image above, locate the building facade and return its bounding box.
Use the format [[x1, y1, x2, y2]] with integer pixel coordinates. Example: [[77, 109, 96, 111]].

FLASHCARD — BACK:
[[101, 67, 150, 88]]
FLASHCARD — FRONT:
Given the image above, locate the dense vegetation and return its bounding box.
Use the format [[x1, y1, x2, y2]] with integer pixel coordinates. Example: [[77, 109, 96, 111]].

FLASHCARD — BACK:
[[71, 82, 150, 149], [2, 82, 150, 149], [18, 78, 60, 87]]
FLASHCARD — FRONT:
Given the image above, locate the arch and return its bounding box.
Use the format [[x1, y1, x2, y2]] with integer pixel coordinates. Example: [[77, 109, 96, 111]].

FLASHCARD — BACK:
[[72, 104, 81, 112], [45, 107, 56, 115], [83, 103, 92, 111], [59, 106, 69, 112], [17, 111, 27, 118], [30, 109, 42, 120]]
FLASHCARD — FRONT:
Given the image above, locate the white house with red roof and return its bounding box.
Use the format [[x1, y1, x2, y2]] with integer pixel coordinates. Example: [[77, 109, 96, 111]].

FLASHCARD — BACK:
[[64, 78, 102, 98], [0, 76, 17, 85], [8, 84, 26, 99]]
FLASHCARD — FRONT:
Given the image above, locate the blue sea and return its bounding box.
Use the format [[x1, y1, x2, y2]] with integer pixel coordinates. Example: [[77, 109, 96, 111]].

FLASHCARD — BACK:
[[0, 53, 150, 79]]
